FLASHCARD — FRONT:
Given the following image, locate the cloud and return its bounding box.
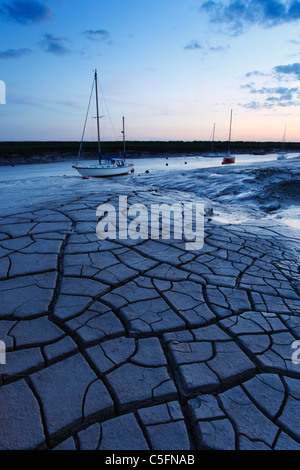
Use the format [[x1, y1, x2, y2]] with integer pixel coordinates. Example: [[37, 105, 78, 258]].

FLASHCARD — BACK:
[[0, 48, 32, 59], [251, 85, 299, 99], [245, 70, 268, 78], [39, 34, 70, 55], [245, 62, 300, 80], [241, 98, 296, 108], [82, 29, 110, 41], [184, 40, 203, 50], [0, 1, 51, 24], [184, 40, 229, 52], [242, 101, 264, 109], [242, 61, 300, 108], [273, 62, 300, 78], [208, 44, 230, 52], [241, 81, 300, 108], [201, 0, 300, 35]]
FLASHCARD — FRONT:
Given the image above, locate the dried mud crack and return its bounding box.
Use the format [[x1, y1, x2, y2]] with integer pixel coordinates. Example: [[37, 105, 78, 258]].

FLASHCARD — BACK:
[[0, 187, 299, 451]]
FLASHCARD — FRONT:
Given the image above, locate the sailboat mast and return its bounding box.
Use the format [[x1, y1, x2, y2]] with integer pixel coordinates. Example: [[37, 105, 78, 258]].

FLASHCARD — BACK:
[[122, 116, 126, 157], [212, 122, 215, 153], [228, 109, 233, 153], [94, 69, 101, 160], [282, 123, 286, 152]]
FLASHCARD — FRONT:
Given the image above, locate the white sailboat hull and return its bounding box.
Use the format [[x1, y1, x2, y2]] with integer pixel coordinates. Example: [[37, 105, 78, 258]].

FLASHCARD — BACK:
[[73, 163, 133, 177]]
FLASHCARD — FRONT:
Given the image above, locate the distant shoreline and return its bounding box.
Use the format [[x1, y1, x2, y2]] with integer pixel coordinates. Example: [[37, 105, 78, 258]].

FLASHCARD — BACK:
[[0, 140, 299, 166]]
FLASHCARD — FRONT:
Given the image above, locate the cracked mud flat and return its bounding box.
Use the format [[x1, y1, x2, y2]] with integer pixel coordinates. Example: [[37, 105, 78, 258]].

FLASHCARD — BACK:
[[0, 169, 299, 451]]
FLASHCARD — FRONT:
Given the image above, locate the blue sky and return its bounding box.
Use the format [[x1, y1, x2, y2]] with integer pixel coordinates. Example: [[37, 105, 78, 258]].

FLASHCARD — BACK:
[[1, 0, 300, 141]]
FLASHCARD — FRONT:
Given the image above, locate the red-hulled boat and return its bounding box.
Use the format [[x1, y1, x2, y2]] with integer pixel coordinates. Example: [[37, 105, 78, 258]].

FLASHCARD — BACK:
[[222, 153, 235, 164]]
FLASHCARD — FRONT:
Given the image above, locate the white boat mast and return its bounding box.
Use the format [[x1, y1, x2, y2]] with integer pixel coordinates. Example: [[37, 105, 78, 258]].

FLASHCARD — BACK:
[[282, 124, 287, 152], [122, 116, 126, 157], [228, 109, 233, 154], [212, 122, 215, 153], [94, 69, 101, 160]]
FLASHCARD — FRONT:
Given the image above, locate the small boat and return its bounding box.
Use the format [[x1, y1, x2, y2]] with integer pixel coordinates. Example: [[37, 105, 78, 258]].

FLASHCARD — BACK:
[[73, 157, 133, 177], [277, 124, 287, 160], [201, 152, 225, 158], [251, 150, 267, 155], [222, 110, 235, 165], [222, 152, 235, 164], [73, 70, 133, 177], [201, 123, 225, 157]]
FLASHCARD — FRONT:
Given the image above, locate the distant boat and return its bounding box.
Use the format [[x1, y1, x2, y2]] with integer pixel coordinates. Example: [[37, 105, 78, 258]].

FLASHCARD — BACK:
[[222, 110, 235, 165], [222, 153, 235, 164], [251, 150, 267, 155], [277, 153, 287, 160], [277, 124, 287, 160], [73, 70, 133, 177], [201, 123, 225, 157]]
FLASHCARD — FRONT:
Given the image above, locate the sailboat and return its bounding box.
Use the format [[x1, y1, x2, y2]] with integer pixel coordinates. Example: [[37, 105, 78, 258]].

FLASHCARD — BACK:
[[201, 123, 225, 158], [73, 70, 133, 177], [277, 125, 287, 160], [222, 109, 235, 164]]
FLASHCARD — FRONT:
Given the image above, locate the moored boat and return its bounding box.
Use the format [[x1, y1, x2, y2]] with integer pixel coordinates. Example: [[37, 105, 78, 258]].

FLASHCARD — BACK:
[[201, 123, 225, 158], [277, 125, 288, 161], [73, 70, 133, 177], [222, 153, 235, 164], [73, 158, 133, 177], [221, 110, 235, 165], [201, 152, 225, 157]]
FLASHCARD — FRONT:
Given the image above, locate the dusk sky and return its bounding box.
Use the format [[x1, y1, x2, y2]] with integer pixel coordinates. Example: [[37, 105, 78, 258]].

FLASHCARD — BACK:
[[2, 0, 300, 141]]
